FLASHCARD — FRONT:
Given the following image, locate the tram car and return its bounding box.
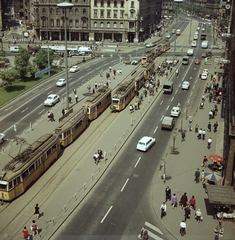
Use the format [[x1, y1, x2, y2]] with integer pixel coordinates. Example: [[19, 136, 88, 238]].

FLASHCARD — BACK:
[[143, 62, 155, 80], [54, 107, 88, 147], [0, 134, 61, 201], [110, 78, 135, 112], [141, 48, 155, 65], [83, 87, 112, 121], [154, 44, 163, 58], [160, 40, 171, 53]]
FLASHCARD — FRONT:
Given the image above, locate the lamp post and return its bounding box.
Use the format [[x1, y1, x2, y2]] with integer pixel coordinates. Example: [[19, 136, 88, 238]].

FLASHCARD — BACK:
[[57, 1, 74, 110], [47, 16, 50, 76], [188, 4, 193, 44]]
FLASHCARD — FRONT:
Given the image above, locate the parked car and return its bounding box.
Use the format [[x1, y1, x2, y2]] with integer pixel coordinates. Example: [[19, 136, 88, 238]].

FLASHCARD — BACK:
[[69, 65, 80, 73], [56, 78, 66, 87], [44, 94, 60, 106], [182, 81, 190, 90], [191, 41, 197, 47], [136, 136, 156, 152], [201, 72, 208, 80], [171, 106, 181, 117]]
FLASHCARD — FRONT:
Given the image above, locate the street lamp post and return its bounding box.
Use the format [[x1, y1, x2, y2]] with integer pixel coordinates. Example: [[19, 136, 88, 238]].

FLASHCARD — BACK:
[[188, 4, 193, 44], [47, 17, 50, 76], [57, 1, 74, 110]]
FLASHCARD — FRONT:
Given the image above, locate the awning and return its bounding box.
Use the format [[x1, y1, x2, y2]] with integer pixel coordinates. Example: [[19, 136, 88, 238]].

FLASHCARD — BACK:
[[207, 185, 235, 205]]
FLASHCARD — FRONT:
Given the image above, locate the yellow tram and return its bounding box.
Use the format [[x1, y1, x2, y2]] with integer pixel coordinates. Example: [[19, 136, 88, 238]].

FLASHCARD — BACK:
[[0, 134, 61, 201], [111, 78, 135, 111], [141, 48, 155, 65], [83, 87, 112, 121], [54, 107, 88, 147], [160, 40, 171, 53]]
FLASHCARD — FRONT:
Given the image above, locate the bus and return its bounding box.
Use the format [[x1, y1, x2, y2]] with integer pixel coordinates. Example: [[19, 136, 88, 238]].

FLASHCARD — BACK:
[[182, 56, 189, 65]]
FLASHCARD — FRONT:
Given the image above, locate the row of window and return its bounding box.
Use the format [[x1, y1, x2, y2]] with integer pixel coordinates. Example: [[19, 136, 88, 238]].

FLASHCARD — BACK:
[[93, 9, 127, 18], [37, 8, 88, 15], [39, 0, 86, 3], [93, 22, 124, 29], [41, 19, 88, 27]]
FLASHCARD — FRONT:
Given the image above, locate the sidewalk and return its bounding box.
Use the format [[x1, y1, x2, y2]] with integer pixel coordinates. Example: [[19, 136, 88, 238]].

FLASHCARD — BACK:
[[0, 56, 170, 240]]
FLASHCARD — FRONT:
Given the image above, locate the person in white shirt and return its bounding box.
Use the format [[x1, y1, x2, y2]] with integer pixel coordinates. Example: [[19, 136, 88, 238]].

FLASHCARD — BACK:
[[160, 202, 167, 219]]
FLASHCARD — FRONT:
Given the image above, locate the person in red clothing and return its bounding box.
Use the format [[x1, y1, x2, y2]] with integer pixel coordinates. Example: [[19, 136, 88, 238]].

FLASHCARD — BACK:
[[180, 192, 188, 209], [189, 196, 196, 210], [22, 226, 29, 239]]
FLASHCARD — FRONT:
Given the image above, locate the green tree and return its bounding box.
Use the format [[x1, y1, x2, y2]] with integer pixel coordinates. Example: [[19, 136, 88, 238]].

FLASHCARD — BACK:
[[33, 49, 54, 70], [0, 69, 20, 86], [14, 46, 31, 81]]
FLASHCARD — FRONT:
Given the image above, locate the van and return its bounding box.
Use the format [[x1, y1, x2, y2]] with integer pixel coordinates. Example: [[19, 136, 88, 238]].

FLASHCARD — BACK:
[[201, 41, 208, 49], [161, 116, 175, 130], [182, 56, 189, 65], [187, 49, 194, 56], [10, 46, 19, 53], [163, 81, 173, 93]]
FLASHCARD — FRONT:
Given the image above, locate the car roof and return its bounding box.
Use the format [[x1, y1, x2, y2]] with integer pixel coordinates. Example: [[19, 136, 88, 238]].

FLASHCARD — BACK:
[[139, 136, 152, 142], [172, 106, 180, 110], [58, 78, 65, 81], [183, 81, 189, 84], [48, 94, 57, 97]]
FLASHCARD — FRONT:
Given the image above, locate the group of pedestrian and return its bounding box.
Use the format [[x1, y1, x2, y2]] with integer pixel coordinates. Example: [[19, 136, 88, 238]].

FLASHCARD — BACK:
[[94, 82, 109, 89], [93, 149, 103, 165], [22, 204, 41, 239], [47, 111, 55, 121]]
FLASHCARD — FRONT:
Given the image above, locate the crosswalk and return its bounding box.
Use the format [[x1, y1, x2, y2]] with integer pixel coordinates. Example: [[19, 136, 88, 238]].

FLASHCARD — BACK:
[[138, 221, 164, 240]]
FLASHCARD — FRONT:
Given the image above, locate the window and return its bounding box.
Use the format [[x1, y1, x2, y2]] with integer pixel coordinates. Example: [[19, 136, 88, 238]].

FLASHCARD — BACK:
[[131, 12, 134, 18], [120, 22, 123, 28], [57, 19, 60, 26], [100, 10, 104, 18], [94, 22, 97, 28], [131, 1, 134, 8], [69, 20, 73, 27], [94, 0, 97, 6], [120, 10, 124, 18], [42, 19, 46, 27], [13, 176, 21, 187], [75, 8, 79, 15], [114, 1, 117, 7], [29, 164, 35, 173], [107, 10, 111, 18], [94, 9, 98, 18], [51, 19, 54, 26], [50, 8, 54, 14], [121, 1, 124, 7], [56, 8, 60, 15], [42, 8, 46, 14], [83, 8, 86, 14], [101, 0, 104, 7], [82, 19, 87, 27], [107, 22, 110, 28], [75, 19, 79, 27], [107, 1, 110, 7], [69, 9, 73, 15], [113, 22, 117, 28], [114, 10, 117, 18], [47, 148, 52, 156], [100, 22, 104, 28]]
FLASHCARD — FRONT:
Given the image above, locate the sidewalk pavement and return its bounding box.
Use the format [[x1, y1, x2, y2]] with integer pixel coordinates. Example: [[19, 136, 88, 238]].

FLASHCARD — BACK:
[[0, 56, 170, 240]]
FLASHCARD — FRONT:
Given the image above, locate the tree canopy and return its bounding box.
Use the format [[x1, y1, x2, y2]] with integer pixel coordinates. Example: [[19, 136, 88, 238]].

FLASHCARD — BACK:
[[0, 69, 20, 86], [33, 49, 54, 70]]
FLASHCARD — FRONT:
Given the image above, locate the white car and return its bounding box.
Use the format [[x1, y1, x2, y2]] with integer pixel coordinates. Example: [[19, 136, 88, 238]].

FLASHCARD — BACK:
[[69, 65, 80, 73], [201, 73, 208, 80], [0, 133, 5, 144], [44, 94, 60, 106], [56, 78, 66, 87], [203, 69, 209, 75], [202, 27, 205, 31], [182, 81, 190, 90], [137, 136, 156, 152], [171, 106, 181, 117], [197, 27, 200, 30], [191, 41, 197, 47]]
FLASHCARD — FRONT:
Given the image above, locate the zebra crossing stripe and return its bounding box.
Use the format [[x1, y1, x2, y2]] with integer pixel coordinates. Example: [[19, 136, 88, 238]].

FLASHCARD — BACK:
[[145, 221, 163, 235], [147, 231, 164, 240]]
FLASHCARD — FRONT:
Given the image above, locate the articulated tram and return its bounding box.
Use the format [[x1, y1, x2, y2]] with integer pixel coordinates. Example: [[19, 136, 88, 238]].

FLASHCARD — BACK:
[[0, 134, 61, 201]]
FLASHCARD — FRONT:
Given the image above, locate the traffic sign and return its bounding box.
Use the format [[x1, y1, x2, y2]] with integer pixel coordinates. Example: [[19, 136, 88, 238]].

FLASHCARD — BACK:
[[35, 67, 51, 78]]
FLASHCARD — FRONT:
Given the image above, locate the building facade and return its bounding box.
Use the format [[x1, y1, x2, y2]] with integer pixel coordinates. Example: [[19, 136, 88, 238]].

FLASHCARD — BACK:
[[30, 0, 161, 43]]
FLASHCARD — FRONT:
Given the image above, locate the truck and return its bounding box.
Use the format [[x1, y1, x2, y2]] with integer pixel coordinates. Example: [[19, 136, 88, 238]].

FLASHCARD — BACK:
[[201, 41, 208, 49], [182, 56, 189, 65], [187, 49, 194, 56], [163, 81, 173, 93], [161, 116, 175, 130]]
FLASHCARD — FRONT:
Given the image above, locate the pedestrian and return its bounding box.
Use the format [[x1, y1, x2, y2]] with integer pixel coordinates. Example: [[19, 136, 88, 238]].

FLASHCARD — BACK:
[[197, 128, 202, 139], [34, 203, 40, 219], [184, 205, 191, 221], [207, 122, 211, 132], [140, 228, 148, 240], [98, 149, 103, 159], [50, 112, 55, 121], [195, 124, 199, 133], [195, 209, 203, 223], [213, 121, 218, 132], [160, 202, 167, 219], [87, 84, 91, 92], [47, 111, 51, 121], [109, 66, 112, 72], [22, 226, 30, 239], [129, 104, 134, 113], [209, 110, 213, 119], [73, 88, 77, 95], [194, 168, 200, 183], [180, 193, 188, 208], [30, 220, 38, 236], [95, 82, 98, 89], [62, 108, 65, 116], [202, 156, 208, 167], [202, 94, 205, 102], [207, 137, 212, 149], [75, 94, 78, 103], [202, 129, 206, 140], [201, 169, 205, 183], [189, 196, 196, 210], [181, 131, 186, 141], [68, 96, 72, 103], [171, 193, 177, 209], [180, 220, 186, 236], [199, 102, 204, 109], [188, 122, 192, 131], [165, 186, 171, 202]]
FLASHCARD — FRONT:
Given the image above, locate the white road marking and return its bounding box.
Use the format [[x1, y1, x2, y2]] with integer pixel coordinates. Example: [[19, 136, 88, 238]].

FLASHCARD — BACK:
[[145, 221, 163, 235], [4, 106, 12, 111], [100, 206, 113, 223], [190, 92, 192, 96], [153, 126, 158, 134], [160, 115, 164, 121], [178, 83, 181, 87], [47, 90, 52, 95], [184, 108, 186, 113], [193, 85, 195, 89], [171, 97, 174, 102], [21, 107, 28, 113], [166, 105, 169, 111], [38, 109, 45, 115], [175, 89, 178, 94], [160, 100, 163, 105], [120, 178, 129, 192], [189, 76, 192, 79], [134, 157, 141, 168]]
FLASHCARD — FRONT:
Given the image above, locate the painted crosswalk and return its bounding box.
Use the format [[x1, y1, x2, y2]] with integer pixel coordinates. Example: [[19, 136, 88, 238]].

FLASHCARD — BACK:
[[138, 221, 164, 240]]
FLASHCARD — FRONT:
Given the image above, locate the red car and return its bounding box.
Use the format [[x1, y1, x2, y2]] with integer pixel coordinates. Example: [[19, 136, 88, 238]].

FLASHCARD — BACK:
[[194, 59, 200, 65]]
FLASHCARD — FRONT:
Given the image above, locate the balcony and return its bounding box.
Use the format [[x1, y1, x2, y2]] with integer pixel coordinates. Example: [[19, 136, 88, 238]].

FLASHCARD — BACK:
[[128, 28, 136, 32]]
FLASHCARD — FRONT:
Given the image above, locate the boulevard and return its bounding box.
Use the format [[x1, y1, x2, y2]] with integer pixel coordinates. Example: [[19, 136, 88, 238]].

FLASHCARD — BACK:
[[0, 15, 233, 240]]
